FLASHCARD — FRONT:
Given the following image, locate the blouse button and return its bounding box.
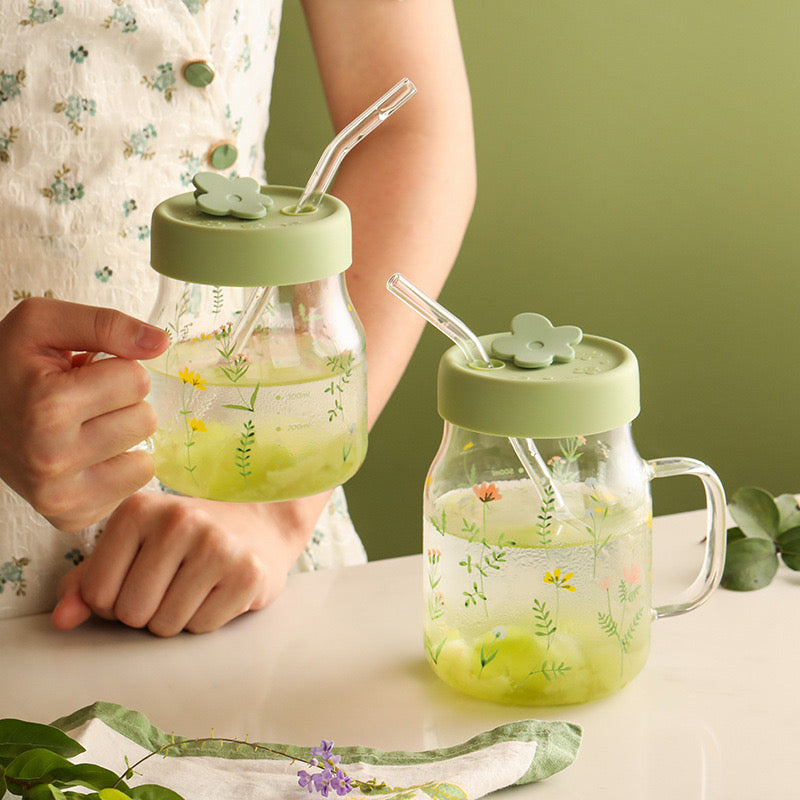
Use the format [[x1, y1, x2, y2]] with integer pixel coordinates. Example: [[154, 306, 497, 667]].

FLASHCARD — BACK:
[[183, 60, 215, 87], [208, 141, 238, 170]]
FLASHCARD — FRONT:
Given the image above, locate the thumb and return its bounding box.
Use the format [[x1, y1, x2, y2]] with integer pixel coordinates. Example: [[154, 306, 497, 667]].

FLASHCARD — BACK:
[[19, 297, 168, 361], [52, 562, 93, 631]]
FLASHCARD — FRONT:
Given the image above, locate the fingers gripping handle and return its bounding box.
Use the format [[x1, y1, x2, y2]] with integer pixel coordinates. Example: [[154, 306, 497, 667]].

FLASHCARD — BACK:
[[647, 457, 727, 620]]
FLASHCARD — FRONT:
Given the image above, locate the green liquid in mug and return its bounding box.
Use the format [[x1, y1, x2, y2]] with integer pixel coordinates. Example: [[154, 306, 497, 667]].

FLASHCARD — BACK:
[[423, 483, 652, 705], [147, 340, 367, 502]]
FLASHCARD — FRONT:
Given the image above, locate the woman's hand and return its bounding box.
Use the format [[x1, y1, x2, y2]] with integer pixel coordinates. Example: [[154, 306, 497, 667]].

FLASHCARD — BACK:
[[0, 297, 169, 532], [51, 489, 330, 636]]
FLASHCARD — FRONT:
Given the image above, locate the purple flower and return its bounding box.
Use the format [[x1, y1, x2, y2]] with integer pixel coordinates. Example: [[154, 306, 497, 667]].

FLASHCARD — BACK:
[[297, 741, 353, 797], [330, 769, 354, 796], [297, 770, 315, 793], [310, 740, 335, 760]]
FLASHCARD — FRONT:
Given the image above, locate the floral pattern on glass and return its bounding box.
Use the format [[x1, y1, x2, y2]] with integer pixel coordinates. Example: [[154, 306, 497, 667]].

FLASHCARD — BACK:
[[459, 483, 513, 615]]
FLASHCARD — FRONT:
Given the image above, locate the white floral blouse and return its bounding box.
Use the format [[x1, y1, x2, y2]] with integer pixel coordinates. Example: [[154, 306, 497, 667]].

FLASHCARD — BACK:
[[0, 0, 366, 619]]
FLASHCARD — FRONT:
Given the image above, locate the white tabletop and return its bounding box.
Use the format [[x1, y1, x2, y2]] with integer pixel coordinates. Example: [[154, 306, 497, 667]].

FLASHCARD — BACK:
[[2, 508, 797, 799]]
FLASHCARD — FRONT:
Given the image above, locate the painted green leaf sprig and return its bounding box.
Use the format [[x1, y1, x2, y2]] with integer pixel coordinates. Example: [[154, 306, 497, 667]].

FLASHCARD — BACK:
[[721, 487, 800, 591]]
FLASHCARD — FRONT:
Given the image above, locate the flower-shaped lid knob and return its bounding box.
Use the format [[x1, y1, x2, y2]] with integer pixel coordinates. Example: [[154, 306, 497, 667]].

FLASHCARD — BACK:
[[437, 313, 640, 438], [490, 312, 583, 368], [193, 172, 273, 220], [150, 173, 352, 287]]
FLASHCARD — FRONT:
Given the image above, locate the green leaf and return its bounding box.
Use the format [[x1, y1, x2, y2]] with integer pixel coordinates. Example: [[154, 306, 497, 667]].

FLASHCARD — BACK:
[[1, 766, 6, 798], [729, 487, 780, 540], [726, 526, 746, 544], [775, 494, 800, 534], [4, 750, 122, 793], [422, 783, 469, 800], [27, 784, 68, 800], [63, 764, 125, 792], [4, 749, 68, 781], [354, 778, 390, 795], [0, 720, 84, 764], [777, 527, 800, 571], [721, 537, 779, 591], [98, 789, 133, 800], [128, 784, 187, 800]]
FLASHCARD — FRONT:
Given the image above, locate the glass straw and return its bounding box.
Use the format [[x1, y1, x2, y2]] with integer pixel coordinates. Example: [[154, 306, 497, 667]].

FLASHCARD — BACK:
[[386, 273, 492, 367], [225, 78, 417, 359], [294, 78, 417, 213], [386, 273, 571, 516], [226, 285, 278, 363]]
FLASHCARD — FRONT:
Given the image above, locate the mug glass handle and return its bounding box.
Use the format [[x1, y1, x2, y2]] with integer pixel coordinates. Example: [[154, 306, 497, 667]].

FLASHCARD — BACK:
[[646, 457, 727, 620]]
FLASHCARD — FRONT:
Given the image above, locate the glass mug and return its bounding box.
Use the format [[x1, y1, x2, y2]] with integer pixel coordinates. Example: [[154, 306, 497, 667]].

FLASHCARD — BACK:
[[145, 173, 367, 503], [421, 313, 726, 705]]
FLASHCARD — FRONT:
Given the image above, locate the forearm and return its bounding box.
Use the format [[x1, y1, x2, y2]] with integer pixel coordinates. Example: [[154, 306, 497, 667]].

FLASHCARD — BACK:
[[254, 489, 335, 563], [332, 125, 475, 428], [301, 0, 476, 428]]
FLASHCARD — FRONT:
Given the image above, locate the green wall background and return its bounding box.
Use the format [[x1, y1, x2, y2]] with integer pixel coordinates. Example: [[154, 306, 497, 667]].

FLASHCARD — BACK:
[[266, 1, 800, 561]]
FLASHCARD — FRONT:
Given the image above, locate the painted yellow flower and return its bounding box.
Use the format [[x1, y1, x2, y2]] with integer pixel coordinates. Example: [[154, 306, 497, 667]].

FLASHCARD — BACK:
[[544, 567, 577, 592], [591, 491, 616, 513], [178, 366, 207, 390], [188, 417, 207, 433]]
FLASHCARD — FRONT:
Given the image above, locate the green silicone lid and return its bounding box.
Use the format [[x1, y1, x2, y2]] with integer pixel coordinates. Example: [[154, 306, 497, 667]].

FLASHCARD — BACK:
[[437, 329, 640, 438], [150, 183, 352, 287]]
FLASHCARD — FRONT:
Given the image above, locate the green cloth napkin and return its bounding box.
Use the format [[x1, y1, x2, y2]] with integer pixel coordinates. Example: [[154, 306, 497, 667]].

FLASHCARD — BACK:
[[51, 702, 581, 799]]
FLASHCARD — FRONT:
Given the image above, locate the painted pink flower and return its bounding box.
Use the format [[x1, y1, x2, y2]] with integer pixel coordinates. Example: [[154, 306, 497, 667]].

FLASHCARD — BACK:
[[623, 563, 641, 586], [598, 577, 612, 592]]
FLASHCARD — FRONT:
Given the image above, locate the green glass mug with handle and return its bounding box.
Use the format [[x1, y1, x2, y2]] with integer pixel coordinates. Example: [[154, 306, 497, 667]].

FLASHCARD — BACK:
[[421, 311, 726, 705]]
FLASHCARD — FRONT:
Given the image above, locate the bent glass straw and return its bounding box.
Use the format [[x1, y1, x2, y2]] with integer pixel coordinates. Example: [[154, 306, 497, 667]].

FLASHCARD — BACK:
[[386, 273, 571, 517], [226, 78, 417, 359], [294, 77, 418, 212]]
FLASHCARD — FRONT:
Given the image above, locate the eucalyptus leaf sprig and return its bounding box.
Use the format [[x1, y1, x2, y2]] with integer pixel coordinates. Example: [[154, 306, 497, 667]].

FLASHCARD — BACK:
[[721, 487, 800, 591]]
